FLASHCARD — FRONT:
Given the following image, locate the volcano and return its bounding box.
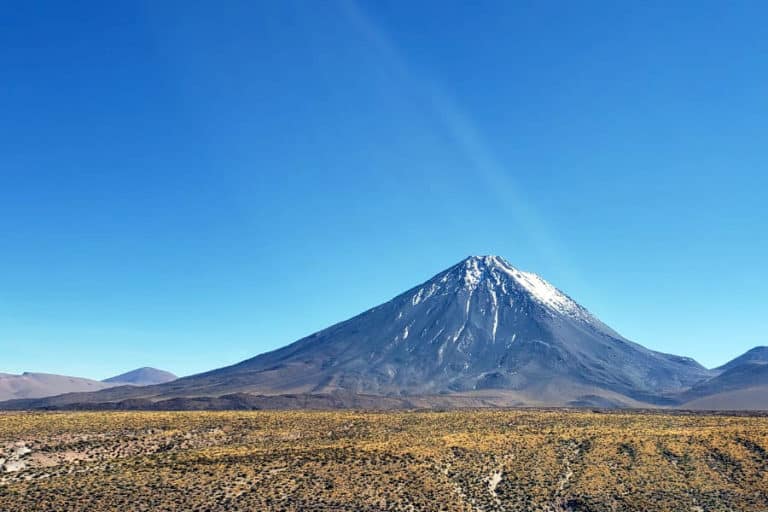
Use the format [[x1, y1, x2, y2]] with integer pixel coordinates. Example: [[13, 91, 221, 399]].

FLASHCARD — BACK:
[[0, 256, 715, 409], [184, 255, 710, 404]]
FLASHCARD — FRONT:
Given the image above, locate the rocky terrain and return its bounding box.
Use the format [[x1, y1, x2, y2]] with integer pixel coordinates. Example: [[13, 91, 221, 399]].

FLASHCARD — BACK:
[[1, 410, 767, 511]]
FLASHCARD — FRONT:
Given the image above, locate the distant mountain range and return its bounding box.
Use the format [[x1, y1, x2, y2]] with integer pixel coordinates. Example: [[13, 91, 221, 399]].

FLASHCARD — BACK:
[[677, 361, 768, 410], [0, 373, 111, 402], [0, 367, 177, 402], [1, 256, 765, 410]]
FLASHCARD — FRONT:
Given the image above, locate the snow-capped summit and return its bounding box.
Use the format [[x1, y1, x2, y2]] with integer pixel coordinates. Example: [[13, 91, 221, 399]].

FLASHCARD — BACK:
[[426, 255, 600, 329]]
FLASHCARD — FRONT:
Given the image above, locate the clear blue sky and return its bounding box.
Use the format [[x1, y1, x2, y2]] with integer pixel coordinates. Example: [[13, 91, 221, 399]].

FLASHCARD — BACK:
[[1, 1, 766, 379]]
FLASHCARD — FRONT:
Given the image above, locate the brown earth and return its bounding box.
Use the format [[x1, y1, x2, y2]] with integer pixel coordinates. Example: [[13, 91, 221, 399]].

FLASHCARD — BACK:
[[1, 409, 767, 511]]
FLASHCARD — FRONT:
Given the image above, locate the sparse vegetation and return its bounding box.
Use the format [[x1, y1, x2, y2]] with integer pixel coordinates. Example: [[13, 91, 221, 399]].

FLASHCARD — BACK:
[[1, 410, 766, 511]]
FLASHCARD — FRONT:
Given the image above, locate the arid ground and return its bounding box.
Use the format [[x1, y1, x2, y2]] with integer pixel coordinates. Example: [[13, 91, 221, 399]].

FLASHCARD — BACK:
[[1, 410, 766, 511]]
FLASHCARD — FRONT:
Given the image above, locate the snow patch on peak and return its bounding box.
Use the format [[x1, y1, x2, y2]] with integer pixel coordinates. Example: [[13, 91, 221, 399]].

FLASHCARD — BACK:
[[458, 255, 598, 326], [497, 266, 594, 323], [462, 257, 483, 289], [411, 282, 440, 305], [514, 271, 577, 312], [486, 255, 520, 273]]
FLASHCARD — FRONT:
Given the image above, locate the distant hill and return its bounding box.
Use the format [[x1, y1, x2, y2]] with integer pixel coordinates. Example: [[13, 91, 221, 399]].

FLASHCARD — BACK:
[[0, 372, 112, 402], [677, 361, 768, 410], [715, 346, 768, 373], [0, 367, 177, 402], [103, 367, 177, 386], [681, 387, 768, 411], [665, 349, 768, 410]]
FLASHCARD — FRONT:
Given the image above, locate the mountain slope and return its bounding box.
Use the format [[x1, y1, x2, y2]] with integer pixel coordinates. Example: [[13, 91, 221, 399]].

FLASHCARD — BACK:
[[0, 372, 113, 401], [103, 367, 177, 386], [0, 367, 178, 402], [684, 362, 768, 399], [677, 361, 768, 408], [681, 386, 768, 411], [0, 256, 714, 409], [715, 346, 768, 373], [178, 256, 710, 404], [672, 347, 768, 410]]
